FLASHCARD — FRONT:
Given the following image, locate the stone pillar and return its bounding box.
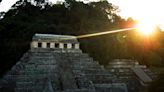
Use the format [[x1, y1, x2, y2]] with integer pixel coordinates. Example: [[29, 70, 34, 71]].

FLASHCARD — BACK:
[[42, 42, 47, 48], [31, 41, 38, 48], [59, 43, 64, 49], [75, 44, 79, 49], [50, 42, 55, 48], [67, 43, 72, 49]]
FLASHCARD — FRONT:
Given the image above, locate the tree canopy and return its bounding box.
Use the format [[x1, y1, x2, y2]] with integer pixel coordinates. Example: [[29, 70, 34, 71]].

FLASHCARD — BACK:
[[148, 70, 164, 92]]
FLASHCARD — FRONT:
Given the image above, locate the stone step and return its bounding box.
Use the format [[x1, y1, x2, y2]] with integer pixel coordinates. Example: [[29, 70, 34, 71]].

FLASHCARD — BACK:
[[57, 57, 90, 61], [19, 70, 59, 76], [90, 79, 113, 84], [30, 56, 53, 59], [15, 88, 34, 92], [31, 52, 52, 55], [72, 66, 102, 70], [83, 69, 109, 74], [86, 74, 113, 78], [73, 69, 111, 75], [72, 62, 99, 65], [64, 88, 95, 92], [60, 53, 89, 58], [16, 81, 33, 87], [30, 48, 58, 52], [27, 59, 57, 64]]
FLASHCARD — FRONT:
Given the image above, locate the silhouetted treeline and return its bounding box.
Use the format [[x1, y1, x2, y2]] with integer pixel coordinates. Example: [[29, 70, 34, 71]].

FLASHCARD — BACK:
[[148, 69, 164, 92], [0, 0, 164, 78]]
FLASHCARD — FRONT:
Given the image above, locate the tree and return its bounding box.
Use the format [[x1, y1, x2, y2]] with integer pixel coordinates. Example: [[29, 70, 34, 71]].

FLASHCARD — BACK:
[[149, 72, 164, 92]]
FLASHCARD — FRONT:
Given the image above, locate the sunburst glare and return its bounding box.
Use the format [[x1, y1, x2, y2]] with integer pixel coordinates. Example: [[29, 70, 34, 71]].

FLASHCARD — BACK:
[[136, 20, 156, 36]]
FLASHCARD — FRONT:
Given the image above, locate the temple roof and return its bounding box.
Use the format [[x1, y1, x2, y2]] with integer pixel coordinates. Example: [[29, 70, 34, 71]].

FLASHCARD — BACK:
[[32, 33, 78, 43]]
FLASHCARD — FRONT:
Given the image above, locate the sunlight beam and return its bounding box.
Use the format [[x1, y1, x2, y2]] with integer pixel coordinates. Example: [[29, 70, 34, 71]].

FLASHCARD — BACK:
[[76, 28, 136, 39]]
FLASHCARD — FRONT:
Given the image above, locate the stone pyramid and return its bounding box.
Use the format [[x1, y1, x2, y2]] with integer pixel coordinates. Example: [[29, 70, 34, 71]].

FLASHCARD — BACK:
[[0, 34, 127, 92]]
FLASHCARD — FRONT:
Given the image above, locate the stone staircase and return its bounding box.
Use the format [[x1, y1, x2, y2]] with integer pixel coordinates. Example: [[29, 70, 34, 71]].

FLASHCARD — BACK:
[[0, 48, 126, 92]]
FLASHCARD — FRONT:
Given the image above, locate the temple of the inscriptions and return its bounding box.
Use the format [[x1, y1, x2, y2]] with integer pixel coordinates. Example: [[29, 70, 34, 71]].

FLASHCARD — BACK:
[[0, 34, 156, 92], [31, 34, 80, 50]]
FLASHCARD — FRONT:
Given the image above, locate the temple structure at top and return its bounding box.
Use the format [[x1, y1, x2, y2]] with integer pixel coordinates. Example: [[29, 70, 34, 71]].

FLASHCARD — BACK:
[[31, 33, 80, 49]]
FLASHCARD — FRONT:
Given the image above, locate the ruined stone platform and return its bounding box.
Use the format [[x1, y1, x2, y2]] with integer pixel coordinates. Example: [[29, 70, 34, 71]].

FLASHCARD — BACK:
[[0, 34, 127, 92]]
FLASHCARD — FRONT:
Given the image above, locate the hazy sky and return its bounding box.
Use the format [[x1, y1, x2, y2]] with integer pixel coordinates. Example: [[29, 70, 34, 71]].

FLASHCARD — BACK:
[[0, 0, 18, 12], [0, 0, 164, 26]]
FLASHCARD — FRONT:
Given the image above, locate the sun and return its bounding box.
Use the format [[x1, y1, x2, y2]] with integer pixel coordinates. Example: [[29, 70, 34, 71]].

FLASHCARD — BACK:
[[135, 20, 156, 36]]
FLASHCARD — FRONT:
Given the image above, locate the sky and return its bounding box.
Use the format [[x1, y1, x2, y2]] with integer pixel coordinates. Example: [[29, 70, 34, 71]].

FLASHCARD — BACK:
[[110, 0, 164, 25], [0, 0, 164, 28]]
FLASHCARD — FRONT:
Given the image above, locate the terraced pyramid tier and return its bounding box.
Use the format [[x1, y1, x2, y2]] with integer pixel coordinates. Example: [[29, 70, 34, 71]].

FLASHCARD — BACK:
[[0, 34, 127, 92]]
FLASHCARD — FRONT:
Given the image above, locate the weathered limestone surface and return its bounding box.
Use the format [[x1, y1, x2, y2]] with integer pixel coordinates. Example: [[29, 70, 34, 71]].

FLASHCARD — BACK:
[[106, 59, 157, 92], [0, 34, 127, 92]]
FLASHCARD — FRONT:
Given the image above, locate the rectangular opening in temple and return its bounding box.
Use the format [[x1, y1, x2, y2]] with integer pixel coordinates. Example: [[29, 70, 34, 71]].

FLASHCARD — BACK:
[[55, 43, 59, 48], [72, 44, 75, 49], [47, 43, 50, 48], [38, 42, 42, 48], [64, 43, 67, 48]]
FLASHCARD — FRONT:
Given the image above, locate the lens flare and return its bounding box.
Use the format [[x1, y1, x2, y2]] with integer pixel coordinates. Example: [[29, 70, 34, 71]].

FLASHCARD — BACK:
[[136, 21, 156, 36]]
